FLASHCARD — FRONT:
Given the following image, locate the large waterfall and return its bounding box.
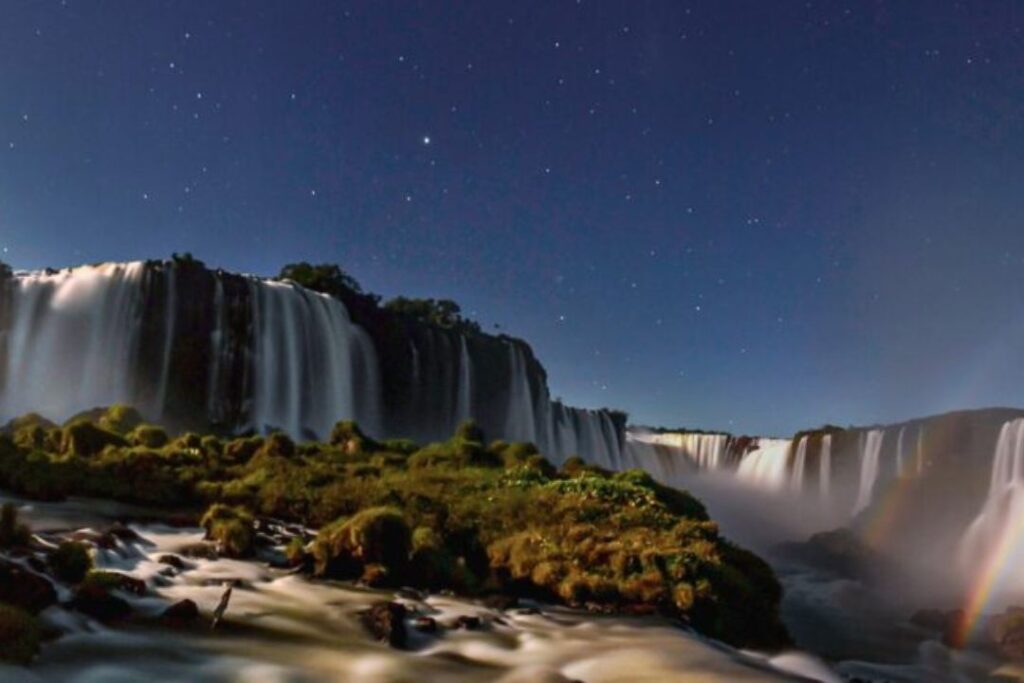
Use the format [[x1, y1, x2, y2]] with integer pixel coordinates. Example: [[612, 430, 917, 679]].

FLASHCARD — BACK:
[[0, 261, 625, 460]]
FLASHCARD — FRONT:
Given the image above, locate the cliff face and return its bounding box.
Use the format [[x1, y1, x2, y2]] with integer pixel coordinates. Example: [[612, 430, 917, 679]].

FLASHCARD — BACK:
[[0, 259, 626, 462]]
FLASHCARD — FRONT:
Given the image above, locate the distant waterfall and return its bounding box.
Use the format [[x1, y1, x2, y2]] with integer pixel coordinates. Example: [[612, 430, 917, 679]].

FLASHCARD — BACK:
[[958, 419, 1024, 594], [736, 439, 793, 491], [895, 426, 906, 477], [790, 436, 808, 491], [852, 429, 885, 516], [455, 336, 473, 423], [0, 262, 146, 420], [819, 434, 832, 498], [0, 260, 629, 463]]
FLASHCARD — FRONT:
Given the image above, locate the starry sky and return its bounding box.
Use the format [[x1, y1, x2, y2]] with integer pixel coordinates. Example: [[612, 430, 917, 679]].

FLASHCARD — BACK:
[[1, 1, 1023, 436]]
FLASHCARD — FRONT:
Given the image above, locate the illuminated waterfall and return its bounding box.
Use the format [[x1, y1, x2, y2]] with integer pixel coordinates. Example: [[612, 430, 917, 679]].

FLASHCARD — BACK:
[[0, 262, 146, 420], [852, 429, 885, 516], [819, 434, 832, 498], [790, 436, 808, 491], [736, 439, 793, 491]]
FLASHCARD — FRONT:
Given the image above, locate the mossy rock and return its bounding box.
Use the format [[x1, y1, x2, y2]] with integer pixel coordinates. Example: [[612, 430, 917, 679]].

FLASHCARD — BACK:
[[60, 421, 127, 457], [129, 424, 169, 448], [313, 507, 411, 580], [49, 541, 92, 584], [200, 504, 255, 558]]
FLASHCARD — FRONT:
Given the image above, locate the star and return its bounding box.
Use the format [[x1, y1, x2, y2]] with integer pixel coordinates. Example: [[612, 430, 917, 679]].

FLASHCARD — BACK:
[[422, 136, 431, 145]]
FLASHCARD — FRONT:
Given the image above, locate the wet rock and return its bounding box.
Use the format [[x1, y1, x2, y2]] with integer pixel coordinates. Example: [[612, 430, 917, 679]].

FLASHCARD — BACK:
[[453, 615, 482, 630], [69, 583, 132, 622], [180, 542, 219, 560], [360, 601, 408, 648], [481, 594, 519, 611], [107, 524, 142, 543], [161, 599, 200, 624], [157, 554, 187, 570], [0, 559, 57, 613], [412, 616, 438, 633]]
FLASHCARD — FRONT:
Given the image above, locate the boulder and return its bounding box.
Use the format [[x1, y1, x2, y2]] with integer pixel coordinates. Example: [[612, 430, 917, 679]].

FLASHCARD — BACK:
[[360, 601, 408, 649], [0, 559, 57, 613], [161, 599, 200, 624], [69, 583, 132, 622]]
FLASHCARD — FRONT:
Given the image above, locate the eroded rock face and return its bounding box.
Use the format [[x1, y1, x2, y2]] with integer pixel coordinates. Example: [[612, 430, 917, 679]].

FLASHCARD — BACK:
[[0, 559, 57, 613], [360, 601, 408, 649]]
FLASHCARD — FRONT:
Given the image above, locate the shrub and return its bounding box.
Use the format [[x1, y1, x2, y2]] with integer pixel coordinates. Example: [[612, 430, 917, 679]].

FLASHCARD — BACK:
[[50, 542, 92, 583], [0, 604, 41, 664], [200, 504, 255, 558]]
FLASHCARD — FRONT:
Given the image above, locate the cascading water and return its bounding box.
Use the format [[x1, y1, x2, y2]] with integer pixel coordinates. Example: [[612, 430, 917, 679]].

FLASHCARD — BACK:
[[0, 262, 146, 420], [0, 261, 626, 462], [455, 336, 473, 423], [790, 436, 808, 491], [852, 429, 885, 517], [820, 434, 832, 498], [736, 439, 794, 491], [895, 426, 905, 477], [958, 418, 1024, 597]]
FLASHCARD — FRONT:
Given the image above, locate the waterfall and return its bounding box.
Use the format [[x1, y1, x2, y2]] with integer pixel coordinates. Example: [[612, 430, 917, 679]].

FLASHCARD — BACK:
[[895, 426, 906, 477], [819, 434, 832, 498], [248, 280, 379, 439], [790, 436, 808, 491], [503, 344, 537, 443], [0, 261, 625, 462], [852, 429, 885, 516], [455, 336, 472, 423], [630, 432, 729, 471], [154, 267, 177, 420], [0, 263, 146, 421], [736, 439, 793, 491], [916, 426, 925, 475], [958, 419, 1024, 597]]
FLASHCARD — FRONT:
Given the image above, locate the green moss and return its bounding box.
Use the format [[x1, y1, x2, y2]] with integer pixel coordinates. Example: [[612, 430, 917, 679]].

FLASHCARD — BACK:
[[200, 504, 255, 558], [313, 507, 411, 580], [50, 541, 92, 584], [60, 421, 127, 457], [0, 603, 41, 664], [129, 424, 169, 448]]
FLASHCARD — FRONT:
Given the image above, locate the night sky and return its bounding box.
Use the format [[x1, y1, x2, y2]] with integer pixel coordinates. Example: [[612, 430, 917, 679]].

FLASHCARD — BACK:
[[1, 1, 1023, 435]]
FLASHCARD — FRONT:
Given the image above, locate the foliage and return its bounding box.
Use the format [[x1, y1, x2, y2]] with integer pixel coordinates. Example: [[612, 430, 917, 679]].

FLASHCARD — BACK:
[[383, 296, 481, 333], [279, 262, 364, 297], [0, 409, 789, 649]]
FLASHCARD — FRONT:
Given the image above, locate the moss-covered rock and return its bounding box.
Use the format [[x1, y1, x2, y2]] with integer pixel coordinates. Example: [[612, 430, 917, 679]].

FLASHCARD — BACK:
[[49, 541, 92, 584], [313, 507, 411, 581], [200, 504, 255, 558], [60, 421, 127, 457]]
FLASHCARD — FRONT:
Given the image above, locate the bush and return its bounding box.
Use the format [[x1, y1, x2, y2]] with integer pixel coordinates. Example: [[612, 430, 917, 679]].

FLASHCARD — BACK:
[[50, 542, 92, 583], [200, 504, 255, 558], [0, 604, 41, 664]]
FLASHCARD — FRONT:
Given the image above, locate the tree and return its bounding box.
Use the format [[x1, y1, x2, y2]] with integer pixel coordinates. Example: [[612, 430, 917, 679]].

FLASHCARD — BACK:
[[383, 296, 480, 333], [279, 262, 363, 298]]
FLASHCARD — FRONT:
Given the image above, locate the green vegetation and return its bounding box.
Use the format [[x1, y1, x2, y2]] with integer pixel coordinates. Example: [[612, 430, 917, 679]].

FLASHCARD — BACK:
[[383, 296, 482, 334], [279, 262, 367, 297], [0, 407, 789, 648]]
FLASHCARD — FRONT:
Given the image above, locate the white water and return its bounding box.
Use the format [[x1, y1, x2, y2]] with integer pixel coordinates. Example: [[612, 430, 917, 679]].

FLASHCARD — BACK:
[[455, 337, 473, 424], [790, 437, 808, 492], [851, 430, 884, 517], [958, 418, 1024, 599], [819, 435, 832, 499], [736, 439, 794, 492], [638, 432, 730, 470], [0, 493, 833, 683]]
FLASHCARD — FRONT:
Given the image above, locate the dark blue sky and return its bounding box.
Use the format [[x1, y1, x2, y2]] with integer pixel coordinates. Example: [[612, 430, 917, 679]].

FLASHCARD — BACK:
[[2, 1, 1023, 435]]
